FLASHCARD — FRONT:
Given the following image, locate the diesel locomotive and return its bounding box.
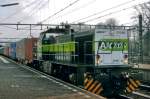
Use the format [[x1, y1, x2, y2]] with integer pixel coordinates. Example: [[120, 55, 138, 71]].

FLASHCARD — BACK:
[[35, 24, 141, 97]]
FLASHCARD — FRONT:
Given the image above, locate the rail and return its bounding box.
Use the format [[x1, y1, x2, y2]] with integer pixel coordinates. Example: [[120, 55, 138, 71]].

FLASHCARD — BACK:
[[132, 91, 150, 99], [140, 84, 150, 91], [117, 94, 133, 99]]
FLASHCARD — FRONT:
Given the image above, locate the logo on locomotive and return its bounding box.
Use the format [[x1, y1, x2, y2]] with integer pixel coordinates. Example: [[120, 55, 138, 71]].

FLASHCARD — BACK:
[[95, 29, 128, 66]]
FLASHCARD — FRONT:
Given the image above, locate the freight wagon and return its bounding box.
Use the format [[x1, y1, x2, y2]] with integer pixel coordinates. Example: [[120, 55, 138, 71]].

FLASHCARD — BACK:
[[0, 47, 4, 55], [16, 38, 37, 65], [4, 46, 9, 57], [9, 42, 16, 60]]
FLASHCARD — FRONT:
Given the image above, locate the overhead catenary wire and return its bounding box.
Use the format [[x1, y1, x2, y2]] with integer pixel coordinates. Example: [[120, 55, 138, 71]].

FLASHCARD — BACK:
[[19, 0, 81, 30], [2, 1, 149, 31], [40, 0, 81, 23], [18, 0, 48, 22], [18, 1, 49, 29], [78, 1, 150, 23], [72, 0, 137, 23], [15, 0, 48, 30], [0, 0, 40, 22], [48, 0, 96, 23]]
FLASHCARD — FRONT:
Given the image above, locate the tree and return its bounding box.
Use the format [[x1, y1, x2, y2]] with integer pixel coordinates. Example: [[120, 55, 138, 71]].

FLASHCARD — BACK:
[[105, 18, 119, 26], [134, 2, 150, 61], [134, 2, 150, 27]]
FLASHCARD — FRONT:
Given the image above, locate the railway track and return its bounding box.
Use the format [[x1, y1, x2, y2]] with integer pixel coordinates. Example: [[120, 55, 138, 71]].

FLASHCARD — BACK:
[[140, 84, 150, 91], [115, 84, 150, 99], [132, 91, 150, 99]]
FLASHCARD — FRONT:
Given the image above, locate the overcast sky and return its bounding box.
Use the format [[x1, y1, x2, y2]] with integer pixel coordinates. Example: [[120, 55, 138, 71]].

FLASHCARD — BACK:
[[0, 0, 149, 42]]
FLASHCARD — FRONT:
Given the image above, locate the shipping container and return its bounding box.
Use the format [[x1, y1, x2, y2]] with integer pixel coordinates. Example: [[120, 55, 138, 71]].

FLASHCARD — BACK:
[[16, 39, 25, 61], [0, 47, 4, 55], [16, 38, 37, 64], [4, 46, 9, 57], [9, 42, 16, 59], [25, 38, 37, 63]]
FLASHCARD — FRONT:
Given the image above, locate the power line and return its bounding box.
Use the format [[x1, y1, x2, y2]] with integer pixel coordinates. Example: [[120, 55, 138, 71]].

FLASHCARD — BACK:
[[83, 8, 133, 23], [72, 0, 137, 23], [78, 1, 150, 23], [40, 0, 81, 23], [48, 0, 96, 22], [18, 0, 46, 22], [17, 0, 49, 29], [0, 0, 39, 22], [21, 0, 81, 29]]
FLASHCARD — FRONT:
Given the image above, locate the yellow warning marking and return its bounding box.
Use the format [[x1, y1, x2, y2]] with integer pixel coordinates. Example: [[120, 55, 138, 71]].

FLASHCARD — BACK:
[[128, 84, 135, 91], [95, 87, 103, 95], [84, 78, 89, 85], [92, 83, 101, 93], [129, 78, 138, 88], [135, 80, 141, 86], [88, 81, 98, 91], [85, 79, 94, 90], [126, 87, 131, 93]]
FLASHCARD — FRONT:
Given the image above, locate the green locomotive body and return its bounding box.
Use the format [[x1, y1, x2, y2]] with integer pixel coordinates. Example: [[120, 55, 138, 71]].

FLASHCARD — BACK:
[[36, 25, 141, 97]]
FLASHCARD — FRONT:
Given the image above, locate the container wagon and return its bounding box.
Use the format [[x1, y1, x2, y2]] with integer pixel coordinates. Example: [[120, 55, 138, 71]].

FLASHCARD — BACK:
[[0, 47, 4, 55], [9, 42, 16, 60], [16, 38, 37, 65], [4, 46, 9, 57]]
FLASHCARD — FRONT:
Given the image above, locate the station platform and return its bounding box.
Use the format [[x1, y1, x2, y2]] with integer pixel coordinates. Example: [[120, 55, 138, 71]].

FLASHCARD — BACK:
[[0, 56, 105, 99], [134, 64, 150, 70]]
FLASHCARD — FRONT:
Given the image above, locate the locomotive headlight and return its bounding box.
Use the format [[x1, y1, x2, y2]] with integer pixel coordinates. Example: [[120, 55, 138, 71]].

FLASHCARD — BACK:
[[96, 54, 102, 64], [123, 54, 128, 64]]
